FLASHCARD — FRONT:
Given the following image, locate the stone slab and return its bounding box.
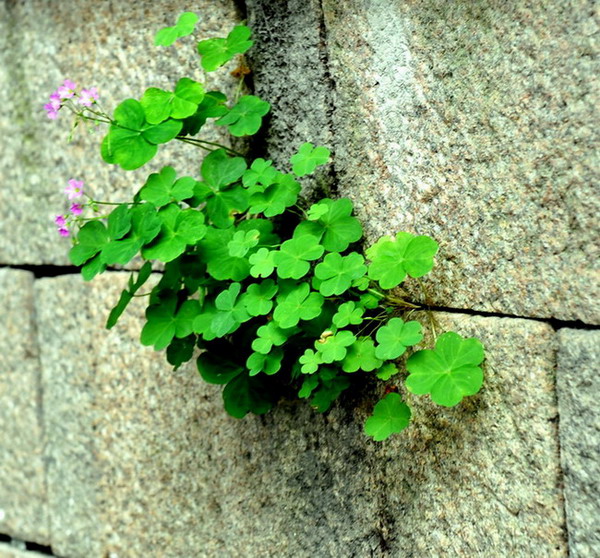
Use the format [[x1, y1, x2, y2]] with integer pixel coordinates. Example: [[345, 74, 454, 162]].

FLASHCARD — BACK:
[[245, 0, 335, 197], [36, 272, 566, 556], [321, 0, 599, 323], [0, 544, 51, 558], [0, 0, 241, 266], [557, 329, 600, 557], [0, 270, 49, 545]]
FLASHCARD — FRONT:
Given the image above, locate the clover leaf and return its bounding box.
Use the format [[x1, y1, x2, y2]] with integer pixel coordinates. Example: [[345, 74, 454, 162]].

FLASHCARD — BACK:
[[141, 204, 206, 263], [307, 368, 351, 412], [366, 232, 439, 289], [294, 198, 362, 252], [211, 283, 251, 337], [248, 173, 301, 217], [166, 335, 196, 369], [248, 248, 276, 278], [197, 228, 250, 281], [200, 148, 247, 190], [405, 332, 485, 407], [290, 142, 330, 176], [246, 348, 284, 376], [315, 330, 356, 363], [242, 158, 278, 189], [332, 301, 364, 328], [241, 279, 278, 316], [273, 283, 324, 328], [364, 393, 411, 441], [314, 252, 367, 296], [299, 349, 322, 374], [141, 296, 201, 351], [342, 337, 382, 372], [197, 25, 253, 72], [155, 12, 198, 46], [375, 363, 399, 381], [227, 230, 260, 258], [197, 351, 242, 384], [216, 95, 270, 136], [69, 221, 109, 266], [306, 202, 329, 221], [180, 91, 228, 136], [273, 236, 325, 280], [100, 204, 161, 266], [251, 322, 297, 354], [375, 318, 423, 360], [106, 204, 132, 240], [101, 99, 182, 170], [139, 166, 196, 207], [140, 78, 205, 124]]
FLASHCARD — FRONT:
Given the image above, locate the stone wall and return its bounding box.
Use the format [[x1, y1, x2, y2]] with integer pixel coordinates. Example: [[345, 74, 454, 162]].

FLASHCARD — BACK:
[[1, 1, 598, 557]]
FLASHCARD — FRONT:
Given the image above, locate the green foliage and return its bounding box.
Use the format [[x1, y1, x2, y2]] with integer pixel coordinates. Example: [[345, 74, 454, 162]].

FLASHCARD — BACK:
[[405, 332, 485, 406], [62, 15, 486, 443], [216, 95, 270, 137], [155, 12, 199, 46], [290, 142, 330, 176], [364, 393, 411, 441], [197, 25, 253, 72], [366, 232, 439, 289]]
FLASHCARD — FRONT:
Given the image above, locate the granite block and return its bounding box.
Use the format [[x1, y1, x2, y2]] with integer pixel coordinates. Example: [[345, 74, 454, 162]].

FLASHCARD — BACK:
[[36, 272, 566, 556], [0, 270, 49, 545], [319, 0, 599, 323], [0, 543, 51, 558], [557, 329, 600, 557], [0, 0, 242, 266]]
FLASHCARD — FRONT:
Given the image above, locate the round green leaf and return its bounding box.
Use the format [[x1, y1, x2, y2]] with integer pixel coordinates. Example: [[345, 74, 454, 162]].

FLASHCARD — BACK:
[[364, 393, 411, 441]]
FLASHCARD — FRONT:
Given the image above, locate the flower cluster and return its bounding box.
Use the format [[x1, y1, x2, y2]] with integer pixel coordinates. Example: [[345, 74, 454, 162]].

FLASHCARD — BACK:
[[54, 179, 86, 237], [44, 79, 99, 119]]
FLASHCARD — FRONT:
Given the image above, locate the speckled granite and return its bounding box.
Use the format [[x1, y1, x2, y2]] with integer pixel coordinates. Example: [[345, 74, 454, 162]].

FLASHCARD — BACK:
[[557, 329, 600, 558], [0, 544, 50, 558], [0, 270, 49, 545], [0, 0, 242, 266], [35, 272, 566, 557], [245, 0, 335, 198], [319, 0, 599, 323]]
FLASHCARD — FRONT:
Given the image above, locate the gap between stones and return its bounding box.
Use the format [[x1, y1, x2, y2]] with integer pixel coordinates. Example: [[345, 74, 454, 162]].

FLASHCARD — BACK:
[[3, 263, 598, 332], [0, 534, 55, 556]]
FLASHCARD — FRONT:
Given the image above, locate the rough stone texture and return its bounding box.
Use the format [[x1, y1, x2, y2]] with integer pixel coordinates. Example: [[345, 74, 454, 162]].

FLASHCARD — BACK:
[[557, 329, 600, 557], [0, 270, 49, 545], [0, 0, 242, 266], [0, 544, 51, 558], [320, 0, 599, 323], [36, 273, 565, 557], [245, 0, 335, 198]]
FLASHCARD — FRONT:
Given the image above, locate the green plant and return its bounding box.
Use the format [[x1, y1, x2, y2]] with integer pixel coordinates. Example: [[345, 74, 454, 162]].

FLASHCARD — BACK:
[[47, 13, 485, 440]]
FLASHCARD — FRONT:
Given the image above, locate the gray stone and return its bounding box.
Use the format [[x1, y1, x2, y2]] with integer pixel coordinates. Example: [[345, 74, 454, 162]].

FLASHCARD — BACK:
[[320, 0, 599, 323], [0, 270, 49, 545], [0, 543, 51, 558], [245, 0, 336, 198], [557, 329, 600, 557], [0, 1, 242, 266], [35, 272, 566, 557]]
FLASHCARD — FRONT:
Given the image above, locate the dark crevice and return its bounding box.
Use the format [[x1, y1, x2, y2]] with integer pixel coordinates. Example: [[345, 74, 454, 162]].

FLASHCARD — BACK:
[[423, 303, 600, 331], [0, 263, 79, 278], [0, 534, 55, 556]]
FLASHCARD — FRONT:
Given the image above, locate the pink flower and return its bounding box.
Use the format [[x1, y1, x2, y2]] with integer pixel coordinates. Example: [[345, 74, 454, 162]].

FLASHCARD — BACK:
[[77, 87, 99, 107], [56, 79, 77, 100], [64, 179, 84, 200], [70, 203, 83, 215], [58, 227, 70, 237], [43, 91, 62, 119], [54, 215, 67, 227]]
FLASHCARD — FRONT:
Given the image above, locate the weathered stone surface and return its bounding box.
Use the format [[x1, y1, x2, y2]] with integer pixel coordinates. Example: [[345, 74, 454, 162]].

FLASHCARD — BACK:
[[0, 270, 49, 545], [245, 0, 335, 197], [321, 0, 599, 323], [36, 272, 565, 557], [0, 1, 242, 266], [557, 329, 600, 557], [0, 544, 51, 558]]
